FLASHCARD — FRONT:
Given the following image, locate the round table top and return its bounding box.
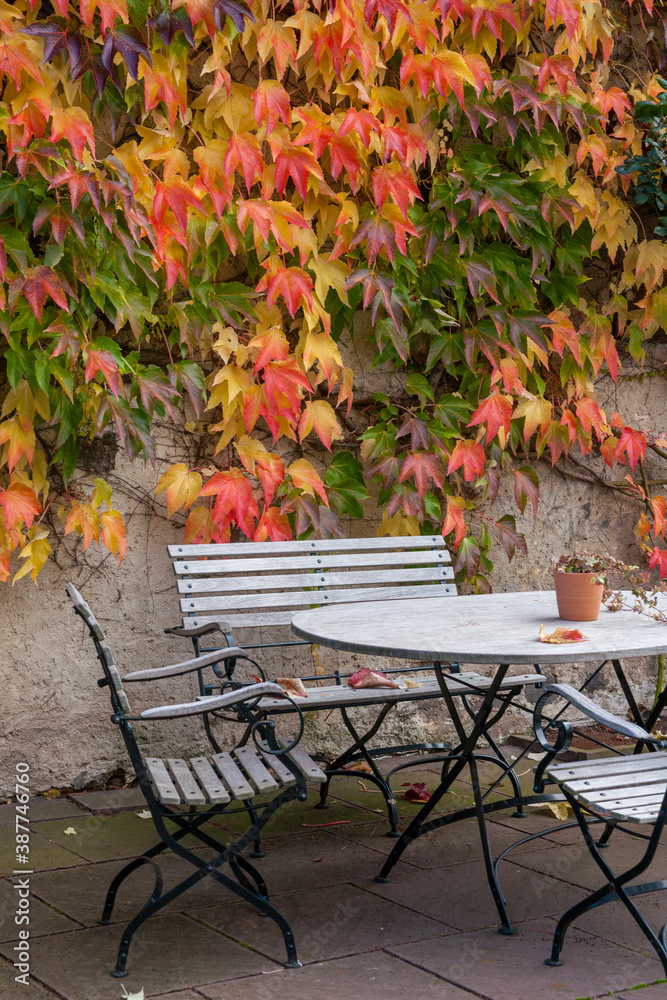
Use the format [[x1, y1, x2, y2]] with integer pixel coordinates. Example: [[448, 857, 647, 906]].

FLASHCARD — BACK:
[[290, 590, 667, 664]]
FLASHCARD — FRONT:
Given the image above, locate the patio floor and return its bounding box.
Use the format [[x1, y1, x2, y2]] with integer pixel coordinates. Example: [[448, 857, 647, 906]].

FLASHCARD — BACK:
[[1, 756, 666, 1000]]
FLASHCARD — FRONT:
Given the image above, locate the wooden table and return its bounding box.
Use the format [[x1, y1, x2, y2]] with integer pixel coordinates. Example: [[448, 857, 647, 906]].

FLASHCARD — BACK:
[[291, 590, 667, 933]]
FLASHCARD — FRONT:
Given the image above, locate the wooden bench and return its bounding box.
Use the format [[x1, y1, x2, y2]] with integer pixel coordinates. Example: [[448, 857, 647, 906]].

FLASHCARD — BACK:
[[165, 535, 544, 834]]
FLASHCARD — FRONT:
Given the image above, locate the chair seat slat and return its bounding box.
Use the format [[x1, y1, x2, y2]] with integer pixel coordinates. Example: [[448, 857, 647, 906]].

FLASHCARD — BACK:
[[233, 747, 279, 792], [190, 757, 231, 804], [278, 740, 327, 783], [145, 758, 181, 805], [167, 758, 206, 806], [548, 751, 667, 782], [256, 746, 297, 786], [178, 565, 454, 595], [181, 583, 455, 614], [562, 765, 667, 796], [211, 752, 254, 799], [169, 536, 446, 558]]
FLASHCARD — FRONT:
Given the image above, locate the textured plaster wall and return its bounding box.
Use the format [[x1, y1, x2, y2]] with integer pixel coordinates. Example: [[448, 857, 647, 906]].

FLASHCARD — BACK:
[[2, 328, 667, 797]]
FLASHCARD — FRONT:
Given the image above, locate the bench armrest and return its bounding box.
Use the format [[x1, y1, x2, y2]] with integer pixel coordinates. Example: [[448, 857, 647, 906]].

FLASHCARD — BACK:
[[536, 683, 653, 743], [123, 647, 248, 683], [139, 681, 286, 719]]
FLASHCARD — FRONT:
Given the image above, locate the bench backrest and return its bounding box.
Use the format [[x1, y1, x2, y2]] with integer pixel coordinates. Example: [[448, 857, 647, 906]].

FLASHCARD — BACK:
[[167, 535, 456, 644]]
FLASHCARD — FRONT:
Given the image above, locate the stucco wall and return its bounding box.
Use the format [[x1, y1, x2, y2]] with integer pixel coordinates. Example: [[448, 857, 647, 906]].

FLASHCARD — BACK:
[[2, 329, 666, 797]]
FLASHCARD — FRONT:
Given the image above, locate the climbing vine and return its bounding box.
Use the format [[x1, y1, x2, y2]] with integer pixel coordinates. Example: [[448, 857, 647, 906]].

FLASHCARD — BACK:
[[1, 0, 667, 586]]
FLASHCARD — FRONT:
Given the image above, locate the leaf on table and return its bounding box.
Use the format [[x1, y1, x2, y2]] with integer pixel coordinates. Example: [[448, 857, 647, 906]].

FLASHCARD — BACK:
[[348, 667, 401, 689], [276, 677, 309, 698], [402, 782, 431, 803], [405, 679, 422, 689], [539, 624, 589, 643]]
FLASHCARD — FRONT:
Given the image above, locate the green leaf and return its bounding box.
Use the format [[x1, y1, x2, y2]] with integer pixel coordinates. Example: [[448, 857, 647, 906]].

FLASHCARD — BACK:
[[405, 372, 435, 405]]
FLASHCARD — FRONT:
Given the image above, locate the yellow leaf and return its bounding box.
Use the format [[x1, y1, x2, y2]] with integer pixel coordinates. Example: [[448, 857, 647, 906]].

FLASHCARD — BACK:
[[100, 509, 126, 563], [513, 394, 552, 441], [155, 463, 203, 516], [13, 528, 50, 584], [377, 510, 420, 536], [298, 399, 343, 450], [310, 253, 349, 306], [547, 801, 571, 821], [287, 458, 328, 503]]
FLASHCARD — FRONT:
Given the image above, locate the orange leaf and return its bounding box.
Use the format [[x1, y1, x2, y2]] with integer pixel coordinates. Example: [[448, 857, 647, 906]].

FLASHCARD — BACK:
[[0, 483, 41, 530], [258, 265, 314, 317], [50, 107, 95, 162], [287, 458, 329, 505], [651, 496, 667, 541], [254, 507, 292, 541], [298, 400, 343, 451], [618, 426, 647, 470], [100, 509, 126, 562], [225, 133, 263, 193], [80, 0, 128, 33], [539, 624, 588, 644], [274, 145, 324, 201], [398, 451, 444, 500], [372, 163, 421, 219], [65, 502, 100, 550], [249, 326, 290, 372]]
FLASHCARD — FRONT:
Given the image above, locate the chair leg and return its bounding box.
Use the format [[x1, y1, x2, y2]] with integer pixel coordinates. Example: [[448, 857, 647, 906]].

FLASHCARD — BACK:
[[546, 881, 616, 967], [99, 841, 170, 925]]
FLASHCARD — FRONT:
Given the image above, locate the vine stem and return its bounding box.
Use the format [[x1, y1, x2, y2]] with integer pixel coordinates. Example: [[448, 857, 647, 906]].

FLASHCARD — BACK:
[[654, 653, 665, 713]]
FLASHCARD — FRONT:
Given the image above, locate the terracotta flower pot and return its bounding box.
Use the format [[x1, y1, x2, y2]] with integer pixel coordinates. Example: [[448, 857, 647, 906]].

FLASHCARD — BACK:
[[553, 571, 604, 621]]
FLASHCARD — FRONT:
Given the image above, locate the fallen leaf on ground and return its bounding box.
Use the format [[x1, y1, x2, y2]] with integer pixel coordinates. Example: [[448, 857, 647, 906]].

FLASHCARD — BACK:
[[276, 677, 309, 698], [135, 810, 151, 819], [348, 761, 373, 773], [348, 667, 401, 689], [63, 827, 77, 835], [121, 988, 145, 1000], [547, 801, 570, 821], [402, 782, 431, 803], [311, 857, 324, 862], [539, 624, 589, 643]]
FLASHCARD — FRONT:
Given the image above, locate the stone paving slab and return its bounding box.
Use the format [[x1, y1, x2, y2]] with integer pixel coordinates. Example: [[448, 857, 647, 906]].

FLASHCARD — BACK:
[[572, 892, 667, 958], [0, 913, 278, 1000], [195, 951, 475, 1000], [66, 788, 146, 815], [188, 882, 453, 965], [329, 814, 557, 871], [615, 985, 667, 999], [0, 878, 80, 941], [0, 828, 86, 874], [214, 793, 380, 838], [0, 955, 58, 998], [0, 798, 84, 826], [387, 918, 665, 1000], [513, 838, 667, 893]]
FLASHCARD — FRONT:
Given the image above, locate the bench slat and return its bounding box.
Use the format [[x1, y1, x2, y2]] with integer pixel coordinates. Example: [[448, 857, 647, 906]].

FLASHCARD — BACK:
[[233, 746, 280, 792], [167, 758, 206, 806], [190, 756, 231, 804], [180, 583, 454, 613], [145, 758, 181, 805], [169, 536, 446, 558], [211, 752, 254, 799], [174, 550, 451, 577], [183, 612, 298, 628], [178, 565, 454, 595]]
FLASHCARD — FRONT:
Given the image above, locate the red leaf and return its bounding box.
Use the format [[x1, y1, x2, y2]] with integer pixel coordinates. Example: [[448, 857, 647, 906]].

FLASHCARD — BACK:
[[513, 466, 539, 518], [9, 267, 71, 321], [225, 133, 263, 193], [372, 163, 421, 219], [575, 397, 604, 438], [468, 392, 512, 443], [649, 545, 667, 578], [398, 451, 444, 501], [274, 145, 324, 201], [447, 439, 485, 481], [442, 495, 467, 548], [402, 781, 431, 803], [199, 468, 259, 538], [262, 358, 312, 426], [651, 496, 667, 541], [618, 426, 647, 470], [85, 348, 121, 398], [50, 107, 95, 161], [258, 265, 314, 317], [253, 79, 291, 135]]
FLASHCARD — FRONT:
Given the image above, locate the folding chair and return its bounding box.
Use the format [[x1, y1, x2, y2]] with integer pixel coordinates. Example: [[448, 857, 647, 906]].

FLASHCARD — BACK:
[[66, 582, 327, 977], [532, 682, 667, 975]]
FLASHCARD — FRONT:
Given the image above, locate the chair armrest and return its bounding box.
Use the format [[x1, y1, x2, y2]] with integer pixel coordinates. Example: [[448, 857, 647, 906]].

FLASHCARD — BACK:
[[123, 647, 248, 682], [538, 683, 653, 742], [139, 681, 286, 719], [164, 622, 232, 638]]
